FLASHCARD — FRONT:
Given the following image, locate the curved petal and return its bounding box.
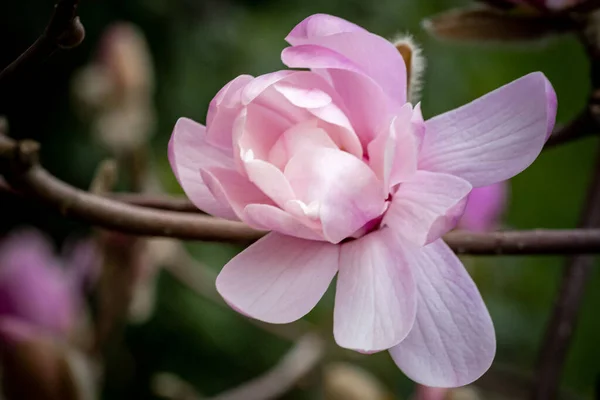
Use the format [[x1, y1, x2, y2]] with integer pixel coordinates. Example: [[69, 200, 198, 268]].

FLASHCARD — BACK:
[[206, 75, 253, 150], [268, 120, 338, 170], [286, 13, 367, 42], [418, 72, 557, 187], [216, 232, 339, 323], [243, 204, 323, 241], [389, 240, 496, 387], [284, 148, 386, 244], [286, 14, 407, 104], [384, 171, 472, 246], [334, 228, 416, 353], [243, 158, 296, 207], [200, 166, 274, 220], [168, 118, 237, 219], [367, 104, 419, 189], [274, 72, 363, 158], [282, 45, 394, 144], [233, 104, 292, 173], [459, 181, 509, 232]]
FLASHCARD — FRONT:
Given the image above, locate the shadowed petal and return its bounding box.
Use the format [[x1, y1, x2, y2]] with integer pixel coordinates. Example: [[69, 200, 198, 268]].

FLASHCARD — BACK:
[[389, 239, 495, 387], [384, 171, 472, 246], [168, 118, 237, 219]]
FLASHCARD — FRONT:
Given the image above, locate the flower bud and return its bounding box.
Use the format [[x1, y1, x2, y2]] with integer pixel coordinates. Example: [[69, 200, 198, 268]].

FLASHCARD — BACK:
[[393, 35, 426, 103], [0, 230, 99, 341], [71, 22, 155, 154], [459, 181, 509, 232]]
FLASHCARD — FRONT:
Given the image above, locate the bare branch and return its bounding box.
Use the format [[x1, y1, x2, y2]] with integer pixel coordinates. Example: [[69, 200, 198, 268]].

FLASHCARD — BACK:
[[533, 139, 600, 399], [544, 109, 598, 149], [0, 0, 85, 92], [2, 136, 600, 254], [107, 192, 198, 213]]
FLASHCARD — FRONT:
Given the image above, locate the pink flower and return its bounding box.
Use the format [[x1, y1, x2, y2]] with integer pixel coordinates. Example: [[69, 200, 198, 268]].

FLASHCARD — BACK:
[[0, 230, 97, 340], [168, 14, 557, 387], [506, 0, 584, 10], [459, 181, 509, 232]]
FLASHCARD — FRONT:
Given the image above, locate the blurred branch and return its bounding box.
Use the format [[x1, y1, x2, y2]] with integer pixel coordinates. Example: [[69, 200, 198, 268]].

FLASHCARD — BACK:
[[163, 241, 314, 341], [209, 333, 325, 400], [152, 334, 324, 400], [422, 6, 576, 42], [107, 192, 198, 212], [0, 0, 85, 92], [2, 136, 600, 254], [533, 13, 600, 398], [544, 109, 598, 149], [533, 133, 600, 399]]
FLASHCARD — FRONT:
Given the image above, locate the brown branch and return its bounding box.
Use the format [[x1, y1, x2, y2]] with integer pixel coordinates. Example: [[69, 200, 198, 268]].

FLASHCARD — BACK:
[[533, 140, 600, 399], [2, 136, 600, 254], [107, 192, 199, 213], [544, 109, 598, 149], [0, 0, 85, 92]]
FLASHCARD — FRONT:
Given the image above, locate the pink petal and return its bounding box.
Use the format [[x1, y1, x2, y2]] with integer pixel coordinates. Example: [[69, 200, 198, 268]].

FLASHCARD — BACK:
[[281, 45, 394, 145], [274, 72, 363, 158], [206, 75, 253, 150], [389, 239, 495, 387], [286, 13, 367, 42], [334, 228, 416, 353], [216, 232, 339, 323], [286, 14, 407, 105], [168, 118, 237, 219], [243, 158, 296, 207], [384, 171, 472, 246], [459, 181, 509, 232], [242, 204, 323, 241], [418, 72, 557, 187], [268, 120, 338, 170], [367, 104, 420, 188], [233, 104, 292, 172], [284, 148, 386, 244], [241, 70, 296, 105], [200, 167, 274, 220]]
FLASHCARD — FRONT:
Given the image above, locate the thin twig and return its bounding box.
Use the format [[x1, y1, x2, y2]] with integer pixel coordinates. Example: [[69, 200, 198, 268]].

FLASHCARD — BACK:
[[0, 0, 85, 92], [544, 109, 597, 149], [2, 136, 600, 253], [209, 333, 325, 400], [533, 139, 600, 399]]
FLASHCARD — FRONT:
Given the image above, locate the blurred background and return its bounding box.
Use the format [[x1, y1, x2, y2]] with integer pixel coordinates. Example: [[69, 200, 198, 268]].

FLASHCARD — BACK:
[[0, 0, 598, 399]]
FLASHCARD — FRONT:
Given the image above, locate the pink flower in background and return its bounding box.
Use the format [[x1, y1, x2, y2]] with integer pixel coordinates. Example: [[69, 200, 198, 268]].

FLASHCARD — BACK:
[[169, 14, 556, 387], [0, 229, 97, 341], [459, 181, 509, 232], [507, 0, 584, 10]]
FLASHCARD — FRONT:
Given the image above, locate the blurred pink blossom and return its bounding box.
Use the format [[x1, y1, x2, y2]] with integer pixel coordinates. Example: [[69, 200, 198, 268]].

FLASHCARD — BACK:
[[459, 181, 509, 232], [507, 0, 584, 10], [169, 14, 557, 387], [0, 229, 98, 341]]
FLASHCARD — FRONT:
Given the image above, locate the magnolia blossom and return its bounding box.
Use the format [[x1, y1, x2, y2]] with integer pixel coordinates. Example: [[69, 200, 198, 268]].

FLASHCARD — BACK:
[[169, 14, 556, 386], [507, 0, 584, 10], [459, 182, 508, 232], [0, 230, 97, 341]]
